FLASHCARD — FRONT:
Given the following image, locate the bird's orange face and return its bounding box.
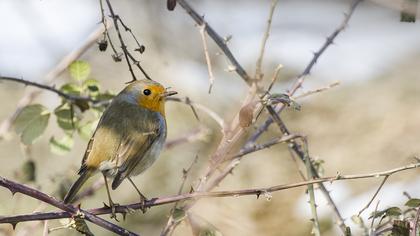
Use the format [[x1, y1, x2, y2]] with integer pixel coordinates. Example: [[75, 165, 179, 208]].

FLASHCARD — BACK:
[[125, 80, 176, 115]]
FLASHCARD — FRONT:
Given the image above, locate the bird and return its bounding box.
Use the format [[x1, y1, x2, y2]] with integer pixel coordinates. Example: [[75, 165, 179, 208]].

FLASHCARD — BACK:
[[63, 79, 176, 218]]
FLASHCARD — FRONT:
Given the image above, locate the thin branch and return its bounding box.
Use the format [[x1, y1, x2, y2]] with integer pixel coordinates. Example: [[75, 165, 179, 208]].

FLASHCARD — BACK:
[[0, 76, 96, 103], [255, 0, 278, 80], [413, 205, 420, 236], [302, 139, 321, 236], [199, 23, 216, 94], [167, 97, 225, 131], [0, 177, 138, 236], [160, 155, 199, 236], [358, 176, 389, 216], [104, 0, 151, 81], [176, 0, 252, 85], [164, 126, 211, 149], [292, 81, 340, 99], [1, 163, 419, 224]]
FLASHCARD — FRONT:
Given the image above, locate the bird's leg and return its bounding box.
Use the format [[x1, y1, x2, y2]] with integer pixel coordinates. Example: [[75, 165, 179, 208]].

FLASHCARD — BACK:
[[127, 177, 148, 213], [103, 173, 119, 221]]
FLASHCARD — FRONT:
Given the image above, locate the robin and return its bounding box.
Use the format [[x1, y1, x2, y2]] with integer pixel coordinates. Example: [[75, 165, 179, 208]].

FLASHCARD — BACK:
[[63, 79, 176, 218]]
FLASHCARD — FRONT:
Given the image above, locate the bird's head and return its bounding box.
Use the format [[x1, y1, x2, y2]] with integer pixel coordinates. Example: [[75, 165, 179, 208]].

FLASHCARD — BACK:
[[121, 79, 177, 115]]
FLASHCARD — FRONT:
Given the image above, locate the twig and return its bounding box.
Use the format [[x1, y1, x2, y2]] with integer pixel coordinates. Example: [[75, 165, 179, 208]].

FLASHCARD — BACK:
[[1, 163, 419, 224], [413, 205, 420, 236], [177, 0, 252, 85], [160, 155, 199, 236], [199, 24, 216, 94], [292, 81, 340, 99], [104, 0, 151, 82], [0, 177, 138, 236], [255, 0, 278, 81], [164, 127, 210, 149], [370, 200, 380, 236], [358, 176, 389, 216], [167, 97, 225, 131], [302, 139, 321, 236], [0, 76, 96, 103]]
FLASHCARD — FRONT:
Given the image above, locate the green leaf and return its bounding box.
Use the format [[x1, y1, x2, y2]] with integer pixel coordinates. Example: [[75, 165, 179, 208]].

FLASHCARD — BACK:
[[405, 198, 420, 208], [49, 135, 74, 155], [55, 104, 75, 130], [16, 159, 36, 182], [77, 120, 97, 140], [14, 104, 50, 145], [385, 207, 402, 217], [69, 60, 91, 81], [60, 83, 82, 96], [83, 78, 100, 95], [172, 208, 186, 223]]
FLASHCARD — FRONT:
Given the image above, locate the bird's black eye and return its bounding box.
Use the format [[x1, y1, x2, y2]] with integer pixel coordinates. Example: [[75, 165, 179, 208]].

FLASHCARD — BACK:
[[143, 89, 151, 96]]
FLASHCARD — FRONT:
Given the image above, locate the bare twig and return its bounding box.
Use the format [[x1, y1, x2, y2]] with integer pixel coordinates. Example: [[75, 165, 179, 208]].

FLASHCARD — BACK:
[[164, 127, 210, 149], [413, 205, 420, 236], [177, 0, 252, 85], [370, 200, 380, 235], [167, 97, 225, 131], [302, 139, 321, 236], [0, 76, 96, 103], [160, 155, 199, 236], [1, 163, 419, 224], [358, 176, 389, 216], [255, 0, 278, 81], [292, 81, 340, 99], [199, 24, 216, 94]]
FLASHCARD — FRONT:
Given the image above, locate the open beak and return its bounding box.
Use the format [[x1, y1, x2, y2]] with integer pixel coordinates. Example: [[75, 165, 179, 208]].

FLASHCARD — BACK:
[[162, 90, 178, 97]]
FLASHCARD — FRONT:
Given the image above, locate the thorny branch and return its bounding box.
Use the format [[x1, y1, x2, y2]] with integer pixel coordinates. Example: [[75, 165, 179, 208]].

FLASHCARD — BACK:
[[0, 177, 138, 236], [1, 163, 419, 224]]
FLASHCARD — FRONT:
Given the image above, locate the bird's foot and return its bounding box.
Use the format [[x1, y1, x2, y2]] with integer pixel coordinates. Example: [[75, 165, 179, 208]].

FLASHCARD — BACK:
[[103, 201, 121, 221]]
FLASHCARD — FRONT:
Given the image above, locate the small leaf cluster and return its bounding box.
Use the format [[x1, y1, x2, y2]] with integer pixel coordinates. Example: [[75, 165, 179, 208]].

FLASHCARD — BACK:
[[13, 60, 115, 155]]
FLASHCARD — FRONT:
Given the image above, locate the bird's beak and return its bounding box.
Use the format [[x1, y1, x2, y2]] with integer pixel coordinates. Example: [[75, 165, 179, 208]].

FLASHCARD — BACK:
[[161, 90, 178, 97]]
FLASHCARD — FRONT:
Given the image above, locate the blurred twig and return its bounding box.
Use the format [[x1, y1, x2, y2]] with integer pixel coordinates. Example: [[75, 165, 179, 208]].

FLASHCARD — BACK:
[[0, 76, 97, 103], [160, 155, 199, 236], [199, 24, 216, 94], [1, 163, 419, 224], [177, 0, 252, 85], [255, 0, 278, 81], [292, 81, 340, 99], [358, 176, 389, 216]]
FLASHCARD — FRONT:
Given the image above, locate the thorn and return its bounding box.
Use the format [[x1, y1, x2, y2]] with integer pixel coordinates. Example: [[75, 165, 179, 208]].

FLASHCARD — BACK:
[[10, 189, 17, 196], [11, 222, 17, 230], [256, 191, 261, 199]]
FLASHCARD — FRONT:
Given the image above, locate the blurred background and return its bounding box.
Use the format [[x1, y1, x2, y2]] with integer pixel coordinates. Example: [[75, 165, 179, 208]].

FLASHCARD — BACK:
[[1, 0, 420, 235]]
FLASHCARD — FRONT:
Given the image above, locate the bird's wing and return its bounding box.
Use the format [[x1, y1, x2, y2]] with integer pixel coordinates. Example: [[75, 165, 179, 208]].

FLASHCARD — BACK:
[[111, 123, 161, 189]]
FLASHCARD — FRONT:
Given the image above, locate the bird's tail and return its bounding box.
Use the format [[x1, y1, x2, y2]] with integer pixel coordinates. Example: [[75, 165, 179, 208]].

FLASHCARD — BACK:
[[63, 167, 94, 204]]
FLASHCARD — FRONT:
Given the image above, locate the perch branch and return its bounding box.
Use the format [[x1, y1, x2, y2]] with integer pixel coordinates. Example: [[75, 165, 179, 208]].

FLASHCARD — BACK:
[[0, 177, 138, 236], [1, 163, 418, 224]]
